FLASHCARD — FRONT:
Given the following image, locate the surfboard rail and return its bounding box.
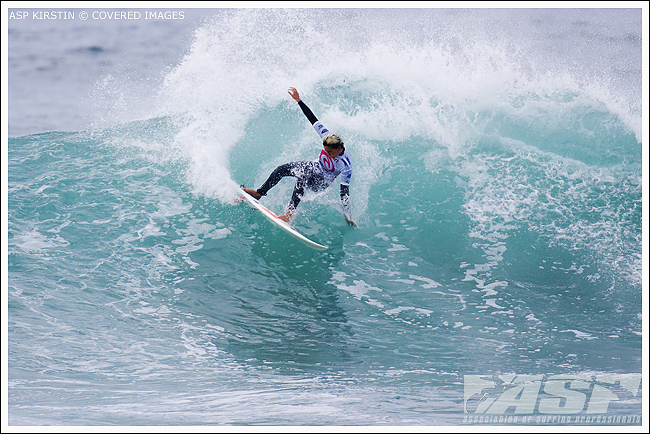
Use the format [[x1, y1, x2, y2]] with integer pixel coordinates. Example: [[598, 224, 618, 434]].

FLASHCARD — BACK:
[[239, 189, 328, 251]]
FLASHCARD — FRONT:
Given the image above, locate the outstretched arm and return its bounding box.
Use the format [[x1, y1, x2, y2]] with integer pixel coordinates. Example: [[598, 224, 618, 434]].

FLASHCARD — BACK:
[[289, 87, 319, 126]]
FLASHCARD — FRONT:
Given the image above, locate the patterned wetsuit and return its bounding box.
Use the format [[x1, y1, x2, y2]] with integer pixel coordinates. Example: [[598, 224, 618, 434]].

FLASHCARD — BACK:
[[256, 100, 352, 216]]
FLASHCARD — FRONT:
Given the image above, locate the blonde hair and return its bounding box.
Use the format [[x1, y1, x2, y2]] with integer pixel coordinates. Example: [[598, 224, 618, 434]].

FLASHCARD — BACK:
[[323, 133, 343, 148]]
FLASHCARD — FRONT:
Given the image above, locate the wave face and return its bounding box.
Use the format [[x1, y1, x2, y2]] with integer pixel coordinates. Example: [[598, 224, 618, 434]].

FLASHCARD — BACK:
[[7, 8, 643, 425]]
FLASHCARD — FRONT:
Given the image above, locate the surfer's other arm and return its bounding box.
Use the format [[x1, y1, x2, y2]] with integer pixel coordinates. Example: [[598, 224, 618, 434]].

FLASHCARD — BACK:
[[341, 184, 357, 227]]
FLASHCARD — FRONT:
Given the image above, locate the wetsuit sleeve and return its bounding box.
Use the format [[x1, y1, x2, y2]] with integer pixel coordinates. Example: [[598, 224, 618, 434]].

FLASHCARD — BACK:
[[298, 100, 318, 125], [298, 100, 330, 139], [340, 184, 351, 217]]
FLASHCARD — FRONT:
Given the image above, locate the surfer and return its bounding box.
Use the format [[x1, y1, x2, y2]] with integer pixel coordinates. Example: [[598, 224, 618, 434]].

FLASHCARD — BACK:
[[242, 87, 356, 226]]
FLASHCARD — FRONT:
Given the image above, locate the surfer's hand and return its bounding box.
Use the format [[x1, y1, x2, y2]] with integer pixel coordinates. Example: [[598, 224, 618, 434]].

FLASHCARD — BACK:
[[288, 87, 301, 102], [345, 215, 357, 227]]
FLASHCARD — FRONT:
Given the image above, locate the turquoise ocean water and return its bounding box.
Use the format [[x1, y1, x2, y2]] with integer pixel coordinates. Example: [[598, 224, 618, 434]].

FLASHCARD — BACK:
[[6, 7, 644, 426]]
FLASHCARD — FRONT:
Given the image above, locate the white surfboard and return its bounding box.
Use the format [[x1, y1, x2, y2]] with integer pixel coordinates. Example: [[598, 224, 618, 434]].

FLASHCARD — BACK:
[[239, 189, 328, 251]]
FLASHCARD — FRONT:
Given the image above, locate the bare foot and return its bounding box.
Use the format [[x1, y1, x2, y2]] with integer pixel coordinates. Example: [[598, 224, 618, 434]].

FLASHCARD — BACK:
[[241, 187, 261, 200], [279, 212, 293, 223]]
